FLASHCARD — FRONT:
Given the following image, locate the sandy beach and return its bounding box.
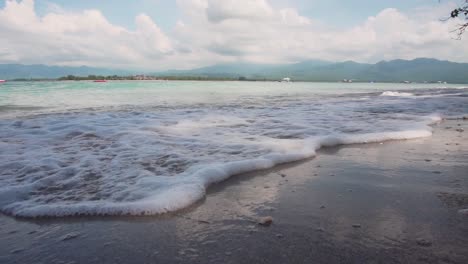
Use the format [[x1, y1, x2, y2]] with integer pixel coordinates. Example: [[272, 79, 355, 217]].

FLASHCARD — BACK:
[[1, 118, 467, 264], [1, 0, 468, 263]]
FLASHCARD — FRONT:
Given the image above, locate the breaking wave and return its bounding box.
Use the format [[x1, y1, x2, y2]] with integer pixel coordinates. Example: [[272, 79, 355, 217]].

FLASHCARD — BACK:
[[0, 82, 466, 218], [381, 91, 414, 97]]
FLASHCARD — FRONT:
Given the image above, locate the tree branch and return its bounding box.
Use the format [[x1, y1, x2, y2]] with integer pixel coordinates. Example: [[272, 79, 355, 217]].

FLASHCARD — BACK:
[[445, 0, 468, 39]]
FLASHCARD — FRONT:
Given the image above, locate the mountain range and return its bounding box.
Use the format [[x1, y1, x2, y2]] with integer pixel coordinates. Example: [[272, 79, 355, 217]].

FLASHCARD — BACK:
[[1, 58, 467, 83], [156, 58, 468, 83]]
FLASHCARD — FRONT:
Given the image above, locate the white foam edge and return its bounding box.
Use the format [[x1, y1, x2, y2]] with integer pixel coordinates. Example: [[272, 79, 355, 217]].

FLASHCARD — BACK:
[[0, 116, 441, 218], [380, 91, 414, 97]]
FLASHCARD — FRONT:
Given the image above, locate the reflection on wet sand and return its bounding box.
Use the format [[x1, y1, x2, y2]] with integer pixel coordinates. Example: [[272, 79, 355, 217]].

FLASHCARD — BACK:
[[1, 120, 467, 263]]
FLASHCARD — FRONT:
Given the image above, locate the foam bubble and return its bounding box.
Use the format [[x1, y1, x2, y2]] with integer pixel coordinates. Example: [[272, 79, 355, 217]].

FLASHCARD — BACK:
[[0, 82, 465, 218], [381, 91, 414, 97], [0, 121, 437, 217]]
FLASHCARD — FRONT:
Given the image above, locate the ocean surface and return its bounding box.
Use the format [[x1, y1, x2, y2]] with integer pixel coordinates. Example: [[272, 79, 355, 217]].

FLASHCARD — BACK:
[[0, 81, 467, 217]]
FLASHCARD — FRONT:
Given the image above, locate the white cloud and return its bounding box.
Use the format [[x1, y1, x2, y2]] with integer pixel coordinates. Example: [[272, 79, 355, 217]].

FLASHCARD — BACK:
[[205, 0, 274, 23], [0, 0, 174, 69], [0, 0, 467, 70], [175, 0, 468, 64]]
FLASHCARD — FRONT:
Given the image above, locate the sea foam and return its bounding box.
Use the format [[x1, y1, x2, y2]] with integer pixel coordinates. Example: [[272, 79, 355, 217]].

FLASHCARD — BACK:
[[0, 117, 438, 217], [0, 82, 465, 218], [381, 91, 414, 97]]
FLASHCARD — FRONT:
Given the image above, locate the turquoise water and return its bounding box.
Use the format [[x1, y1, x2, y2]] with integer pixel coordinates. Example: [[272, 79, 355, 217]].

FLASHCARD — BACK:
[[0, 81, 467, 217], [1, 81, 465, 116]]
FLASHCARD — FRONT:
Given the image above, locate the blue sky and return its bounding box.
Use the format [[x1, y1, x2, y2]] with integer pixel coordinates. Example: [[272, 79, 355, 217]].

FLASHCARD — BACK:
[[0, 0, 446, 30], [271, 0, 436, 27], [0, 0, 466, 70], [35, 0, 181, 30]]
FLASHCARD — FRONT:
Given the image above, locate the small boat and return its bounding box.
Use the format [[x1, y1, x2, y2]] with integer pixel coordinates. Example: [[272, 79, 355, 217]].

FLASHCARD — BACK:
[[93, 80, 107, 83], [0, 80, 6, 83]]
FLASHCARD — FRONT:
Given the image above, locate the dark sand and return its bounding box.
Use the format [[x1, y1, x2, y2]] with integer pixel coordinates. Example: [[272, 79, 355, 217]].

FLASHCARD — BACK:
[[1, 119, 467, 264]]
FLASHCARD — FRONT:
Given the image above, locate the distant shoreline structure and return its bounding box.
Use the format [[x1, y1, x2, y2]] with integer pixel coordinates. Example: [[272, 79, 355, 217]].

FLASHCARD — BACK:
[[1, 58, 468, 83], [3, 76, 458, 84]]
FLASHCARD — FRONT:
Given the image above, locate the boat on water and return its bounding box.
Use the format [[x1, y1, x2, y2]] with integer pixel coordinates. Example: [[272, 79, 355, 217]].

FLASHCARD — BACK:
[[93, 80, 107, 83], [0, 80, 6, 83]]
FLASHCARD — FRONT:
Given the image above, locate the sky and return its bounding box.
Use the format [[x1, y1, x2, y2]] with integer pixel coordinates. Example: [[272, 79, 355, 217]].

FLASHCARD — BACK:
[[0, 0, 467, 70]]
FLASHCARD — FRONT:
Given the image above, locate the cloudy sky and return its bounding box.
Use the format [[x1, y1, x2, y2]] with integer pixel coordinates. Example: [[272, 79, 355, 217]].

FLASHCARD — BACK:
[[0, 0, 467, 70]]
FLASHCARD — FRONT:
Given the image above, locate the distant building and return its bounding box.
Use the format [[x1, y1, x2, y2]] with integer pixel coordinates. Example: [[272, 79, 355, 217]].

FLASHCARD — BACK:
[[281, 77, 291, 82], [134, 75, 158, 80]]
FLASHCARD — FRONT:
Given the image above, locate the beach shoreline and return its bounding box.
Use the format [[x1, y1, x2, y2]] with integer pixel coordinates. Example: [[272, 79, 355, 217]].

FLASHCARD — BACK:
[[1, 118, 467, 264]]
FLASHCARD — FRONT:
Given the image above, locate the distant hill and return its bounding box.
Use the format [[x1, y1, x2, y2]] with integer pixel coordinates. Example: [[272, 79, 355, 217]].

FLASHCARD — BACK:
[[1, 58, 467, 83], [157, 60, 332, 80], [155, 58, 468, 83], [355, 58, 468, 83], [0, 64, 131, 79]]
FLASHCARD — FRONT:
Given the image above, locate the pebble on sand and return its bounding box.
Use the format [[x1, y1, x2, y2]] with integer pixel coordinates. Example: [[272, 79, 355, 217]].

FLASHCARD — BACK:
[[352, 224, 361, 228], [416, 238, 432, 247], [185, 248, 198, 254], [458, 209, 468, 215], [258, 216, 273, 226], [10, 248, 24, 254], [61, 232, 80, 241]]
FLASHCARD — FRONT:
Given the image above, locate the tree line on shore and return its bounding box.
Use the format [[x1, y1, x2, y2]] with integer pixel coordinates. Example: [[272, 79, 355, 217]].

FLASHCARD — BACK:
[[47, 75, 268, 81]]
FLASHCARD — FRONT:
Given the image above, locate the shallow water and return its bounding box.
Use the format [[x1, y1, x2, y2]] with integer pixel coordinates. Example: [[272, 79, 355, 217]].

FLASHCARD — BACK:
[[0, 81, 467, 217]]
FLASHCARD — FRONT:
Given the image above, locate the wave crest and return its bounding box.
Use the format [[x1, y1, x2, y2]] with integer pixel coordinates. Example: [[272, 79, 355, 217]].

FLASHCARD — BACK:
[[381, 91, 414, 97]]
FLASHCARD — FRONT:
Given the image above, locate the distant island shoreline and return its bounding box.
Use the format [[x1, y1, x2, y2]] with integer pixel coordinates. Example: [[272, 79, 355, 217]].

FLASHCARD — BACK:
[[1, 58, 468, 83], [3, 76, 460, 84]]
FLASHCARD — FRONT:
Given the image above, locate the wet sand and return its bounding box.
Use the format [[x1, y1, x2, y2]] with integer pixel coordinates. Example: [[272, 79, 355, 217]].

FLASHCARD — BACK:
[[1, 119, 467, 264]]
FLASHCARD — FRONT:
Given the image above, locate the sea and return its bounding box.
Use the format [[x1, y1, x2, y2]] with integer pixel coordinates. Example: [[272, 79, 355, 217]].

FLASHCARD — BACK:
[[0, 81, 467, 217]]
